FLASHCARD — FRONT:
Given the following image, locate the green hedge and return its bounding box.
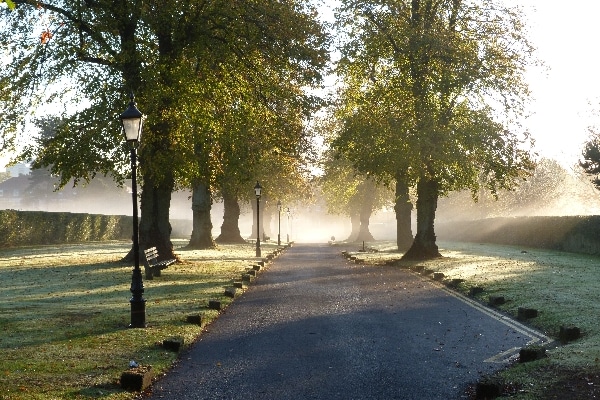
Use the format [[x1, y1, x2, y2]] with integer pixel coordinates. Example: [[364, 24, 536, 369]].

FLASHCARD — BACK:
[[0, 210, 193, 248], [0, 210, 132, 248], [437, 216, 600, 255]]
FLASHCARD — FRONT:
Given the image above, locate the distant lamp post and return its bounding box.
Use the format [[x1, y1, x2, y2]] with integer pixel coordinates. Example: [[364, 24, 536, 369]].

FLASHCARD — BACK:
[[277, 200, 282, 246], [120, 93, 145, 328], [285, 207, 291, 243], [254, 181, 262, 257]]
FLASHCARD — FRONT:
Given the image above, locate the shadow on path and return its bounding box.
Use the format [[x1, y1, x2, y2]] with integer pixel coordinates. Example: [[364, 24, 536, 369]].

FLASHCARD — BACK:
[[146, 243, 547, 400]]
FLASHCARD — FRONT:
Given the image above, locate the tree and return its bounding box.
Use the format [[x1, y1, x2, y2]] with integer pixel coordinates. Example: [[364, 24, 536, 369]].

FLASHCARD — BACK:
[[581, 131, 600, 190], [440, 158, 600, 219], [334, 0, 535, 259], [2, 1, 328, 258], [179, 46, 325, 248], [0, 1, 15, 9], [320, 151, 393, 242]]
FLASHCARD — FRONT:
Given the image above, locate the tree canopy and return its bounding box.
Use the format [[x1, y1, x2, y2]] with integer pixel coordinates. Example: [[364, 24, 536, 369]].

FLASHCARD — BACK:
[[1, 0, 329, 256], [331, 0, 536, 258]]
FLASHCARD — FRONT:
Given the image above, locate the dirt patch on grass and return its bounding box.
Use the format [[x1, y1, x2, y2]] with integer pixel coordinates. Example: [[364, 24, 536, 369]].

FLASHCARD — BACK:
[[463, 365, 600, 399], [543, 369, 600, 399]]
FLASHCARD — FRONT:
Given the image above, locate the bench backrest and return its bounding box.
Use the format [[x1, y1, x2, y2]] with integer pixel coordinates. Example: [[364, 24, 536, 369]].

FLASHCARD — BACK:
[[144, 247, 159, 261]]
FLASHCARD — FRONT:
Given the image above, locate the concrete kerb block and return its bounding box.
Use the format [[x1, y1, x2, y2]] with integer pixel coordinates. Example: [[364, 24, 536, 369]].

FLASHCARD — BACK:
[[432, 272, 445, 281], [162, 336, 184, 352], [208, 299, 222, 310], [517, 307, 538, 320], [185, 314, 202, 325], [224, 287, 237, 298], [519, 345, 547, 363], [444, 278, 465, 288], [120, 365, 153, 392], [410, 265, 425, 273], [469, 286, 484, 296], [475, 376, 503, 399], [488, 295, 506, 307], [559, 325, 581, 343]]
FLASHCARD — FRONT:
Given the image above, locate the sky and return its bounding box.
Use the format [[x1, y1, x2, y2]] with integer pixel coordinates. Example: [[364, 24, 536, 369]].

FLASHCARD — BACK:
[[2, 2, 600, 172], [514, 1, 600, 168], [318, 1, 600, 169]]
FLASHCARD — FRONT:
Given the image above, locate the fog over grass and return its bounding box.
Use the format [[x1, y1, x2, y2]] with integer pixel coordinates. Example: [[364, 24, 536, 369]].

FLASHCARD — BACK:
[[4, 157, 600, 244]]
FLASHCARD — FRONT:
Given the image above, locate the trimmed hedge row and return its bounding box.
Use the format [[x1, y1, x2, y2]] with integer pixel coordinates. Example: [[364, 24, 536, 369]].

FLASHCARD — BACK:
[[0, 210, 132, 247], [437, 216, 600, 255]]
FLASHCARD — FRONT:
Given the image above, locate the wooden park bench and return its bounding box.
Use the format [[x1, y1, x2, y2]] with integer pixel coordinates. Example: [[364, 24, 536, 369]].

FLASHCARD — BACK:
[[143, 246, 176, 279]]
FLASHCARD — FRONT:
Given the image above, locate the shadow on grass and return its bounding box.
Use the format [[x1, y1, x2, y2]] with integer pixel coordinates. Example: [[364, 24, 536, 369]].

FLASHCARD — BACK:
[[0, 254, 238, 348]]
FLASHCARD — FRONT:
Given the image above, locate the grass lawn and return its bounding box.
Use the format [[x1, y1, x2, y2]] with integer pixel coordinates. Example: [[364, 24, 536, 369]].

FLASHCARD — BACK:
[[350, 240, 600, 399], [0, 239, 277, 400], [3, 239, 600, 399]]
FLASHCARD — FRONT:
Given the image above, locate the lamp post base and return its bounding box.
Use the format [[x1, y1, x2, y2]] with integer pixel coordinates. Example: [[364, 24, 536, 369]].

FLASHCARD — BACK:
[[129, 298, 147, 328]]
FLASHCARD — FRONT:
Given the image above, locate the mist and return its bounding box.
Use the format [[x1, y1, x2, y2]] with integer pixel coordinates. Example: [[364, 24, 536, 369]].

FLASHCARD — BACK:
[[2, 158, 600, 244]]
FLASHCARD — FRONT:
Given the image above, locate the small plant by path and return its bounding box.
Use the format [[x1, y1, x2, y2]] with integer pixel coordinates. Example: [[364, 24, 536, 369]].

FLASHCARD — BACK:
[[0, 239, 271, 400]]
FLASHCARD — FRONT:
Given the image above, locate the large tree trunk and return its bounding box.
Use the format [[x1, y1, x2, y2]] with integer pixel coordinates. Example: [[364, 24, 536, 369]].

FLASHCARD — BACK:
[[263, 204, 273, 240], [187, 181, 215, 249], [345, 213, 360, 242], [138, 176, 175, 260], [403, 177, 441, 260], [215, 191, 246, 244], [355, 213, 375, 242], [395, 176, 414, 251], [354, 196, 375, 243]]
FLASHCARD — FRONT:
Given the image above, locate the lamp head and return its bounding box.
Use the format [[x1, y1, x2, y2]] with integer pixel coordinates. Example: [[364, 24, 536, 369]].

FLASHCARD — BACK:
[[254, 181, 262, 199], [120, 93, 143, 143]]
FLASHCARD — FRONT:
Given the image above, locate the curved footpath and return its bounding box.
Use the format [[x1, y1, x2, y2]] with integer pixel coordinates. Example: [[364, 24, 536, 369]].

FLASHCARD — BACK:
[[146, 243, 549, 400]]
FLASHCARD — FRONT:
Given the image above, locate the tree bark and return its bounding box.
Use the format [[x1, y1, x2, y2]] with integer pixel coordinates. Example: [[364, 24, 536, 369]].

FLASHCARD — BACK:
[[138, 176, 175, 260], [187, 181, 216, 249], [215, 191, 246, 244], [394, 175, 414, 251], [354, 207, 375, 242], [403, 177, 441, 260], [345, 213, 360, 242], [263, 204, 273, 240], [354, 195, 375, 242]]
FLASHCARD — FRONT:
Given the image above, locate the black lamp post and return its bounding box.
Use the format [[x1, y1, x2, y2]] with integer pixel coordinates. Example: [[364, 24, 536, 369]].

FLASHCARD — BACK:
[[277, 200, 282, 246], [254, 181, 262, 257], [120, 93, 146, 328], [285, 207, 290, 243]]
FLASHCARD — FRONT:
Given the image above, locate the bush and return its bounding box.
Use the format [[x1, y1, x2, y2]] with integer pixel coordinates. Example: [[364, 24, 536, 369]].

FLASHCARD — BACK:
[[437, 216, 600, 255], [0, 210, 132, 247]]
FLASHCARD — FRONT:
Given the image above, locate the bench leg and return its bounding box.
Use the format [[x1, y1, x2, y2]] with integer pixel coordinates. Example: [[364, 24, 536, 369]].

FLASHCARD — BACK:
[[153, 266, 161, 277], [144, 266, 154, 280]]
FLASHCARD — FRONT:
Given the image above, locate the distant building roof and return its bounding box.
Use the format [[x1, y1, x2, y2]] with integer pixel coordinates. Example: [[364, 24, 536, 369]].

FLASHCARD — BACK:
[[7, 163, 30, 177]]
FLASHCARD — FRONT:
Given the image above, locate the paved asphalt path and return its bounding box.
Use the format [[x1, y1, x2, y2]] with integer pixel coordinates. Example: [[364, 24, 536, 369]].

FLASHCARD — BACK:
[[146, 243, 549, 400]]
